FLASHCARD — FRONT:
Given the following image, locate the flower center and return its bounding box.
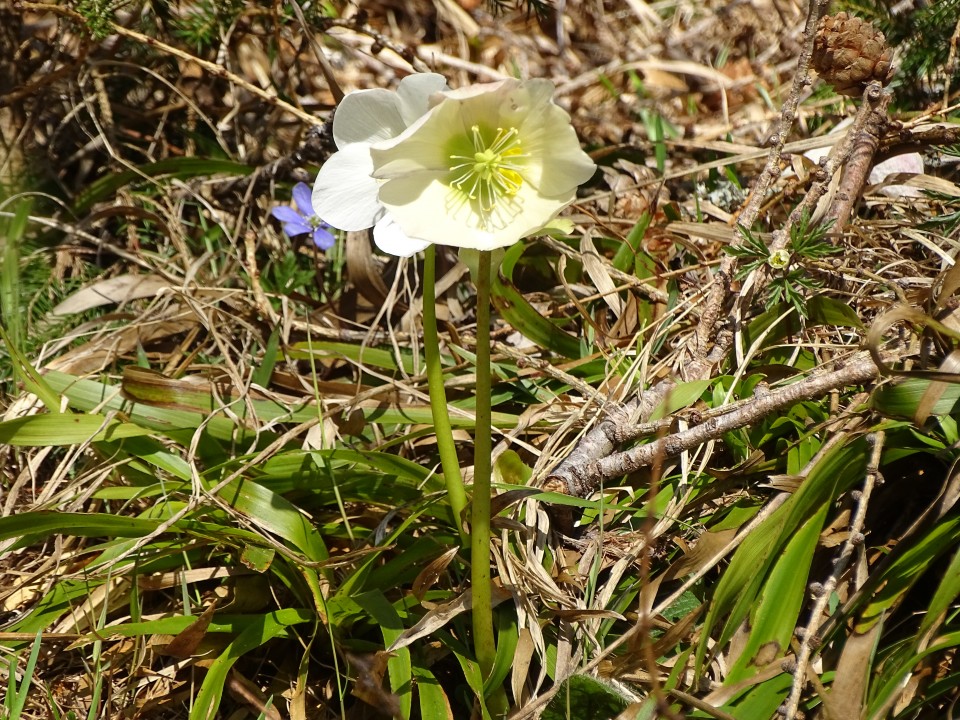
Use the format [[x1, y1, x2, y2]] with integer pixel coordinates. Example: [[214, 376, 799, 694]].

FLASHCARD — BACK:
[[448, 125, 527, 224]]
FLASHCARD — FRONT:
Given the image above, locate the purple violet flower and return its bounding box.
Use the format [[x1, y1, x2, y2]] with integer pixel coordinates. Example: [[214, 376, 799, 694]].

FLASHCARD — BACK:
[[271, 182, 336, 250]]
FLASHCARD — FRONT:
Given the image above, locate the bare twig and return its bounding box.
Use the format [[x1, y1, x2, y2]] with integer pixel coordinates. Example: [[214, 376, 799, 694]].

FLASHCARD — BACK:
[[542, 3, 844, 495], [551, 352, 880, 496], [821, 84, 892, 231], [782, 430, 883, 720], [545, 2, 890, 502]]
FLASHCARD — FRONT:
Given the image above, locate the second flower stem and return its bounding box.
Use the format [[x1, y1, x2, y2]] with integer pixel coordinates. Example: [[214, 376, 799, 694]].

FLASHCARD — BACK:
[[471, 250, 496, 686], [423, 245, 468, 546]]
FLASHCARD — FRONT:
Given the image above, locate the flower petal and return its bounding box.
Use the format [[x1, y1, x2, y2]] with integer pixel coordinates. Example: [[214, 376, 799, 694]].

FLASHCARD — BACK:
[[313, 143, 384, 231], [271, 205, 305, 224], [436, 78, 514, 103], [312, 226, 336, 250], [395, 73, 449, 125], [292, 182, 314, 216], [370, 99, 462, 178], [283, 221, 311, 237], [333, 89, 408, 147], [518, 101, 596, 196], [379, 172, 566, 250], [373, 214, 431, 257]]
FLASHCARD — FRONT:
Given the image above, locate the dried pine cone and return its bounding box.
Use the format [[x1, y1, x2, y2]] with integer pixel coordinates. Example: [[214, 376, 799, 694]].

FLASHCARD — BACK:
[[813, 12, 894, 96]]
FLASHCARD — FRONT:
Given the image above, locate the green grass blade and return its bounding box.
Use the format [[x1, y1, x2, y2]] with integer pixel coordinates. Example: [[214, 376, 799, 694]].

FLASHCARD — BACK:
[[216, 478, 329, 563], [0, 512, 161, 542], [5, 631, 42, 716], [414, 666, 453, 719], [698, 437, 868, 672], [74, 157, 254, 213], [492, 242, 583, 358], [353, 590, 414, 719], [725, 499, 830, 683], [190, 609, 313, 720], [0, 413, 153, 446]]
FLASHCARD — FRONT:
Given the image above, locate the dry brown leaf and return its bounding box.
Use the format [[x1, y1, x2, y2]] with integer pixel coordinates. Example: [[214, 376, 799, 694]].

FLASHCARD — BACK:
[[162, 600, 219, 658], [226, 670, 284, 720], [511, 627, 536, 708], [387, 585, 510, 652], [412, 547, 459, 602], [44, 315, 200, 376], [823, 619, 882, 720], [52, 274, 172, 316], [580, 230, 624, 316], [345, 651, 402, 719]]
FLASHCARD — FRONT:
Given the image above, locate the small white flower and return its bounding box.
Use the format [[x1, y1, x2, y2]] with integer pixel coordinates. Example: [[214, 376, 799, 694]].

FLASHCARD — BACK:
[[768, 248, 791, 269], [371, 78, 596, 253], [312, 73, 449, 257]]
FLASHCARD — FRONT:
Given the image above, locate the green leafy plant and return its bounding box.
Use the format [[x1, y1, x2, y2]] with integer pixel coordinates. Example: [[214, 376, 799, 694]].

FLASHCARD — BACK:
[[725, 211, 840, 317]]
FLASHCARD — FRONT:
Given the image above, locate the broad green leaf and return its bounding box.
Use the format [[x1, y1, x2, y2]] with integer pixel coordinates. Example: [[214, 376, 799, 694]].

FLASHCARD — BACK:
[[413, 666, 453, 719], [446, 637, 490, 720], [650, 379, 712, 420], [288, 340, 417, 374], [856, 514, 960, 633], [716, 672, 793, 719], [7, 578, 107, 636], [216, 478, 328, 563], [698, 437, 868, 672], [612, 213, 653, 273], [353, 591, 413, 719], [47, 369, 518, 439], [72, 612, 310, 642], [190, 609, 313, 720], [0, 414, 152, 446], [725, 499, 829, 683], [541, 674, 631, 720], [807, 294, 864, 329], [0, 201, 29, 350], [872, 377, 960, 418], [0, 512, 160, 542], [98, 435, 192, 481], [917, 543, 960, 642], [487, 611, 519, 695], [867, 630, 960, 718], [0, 328, 61, 413], [44, 370, 244, 441], [492, 242, 583, 358]]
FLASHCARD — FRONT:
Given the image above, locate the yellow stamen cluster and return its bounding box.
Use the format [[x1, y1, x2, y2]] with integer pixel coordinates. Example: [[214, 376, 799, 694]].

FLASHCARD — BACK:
[[448, 125, 527, 226]]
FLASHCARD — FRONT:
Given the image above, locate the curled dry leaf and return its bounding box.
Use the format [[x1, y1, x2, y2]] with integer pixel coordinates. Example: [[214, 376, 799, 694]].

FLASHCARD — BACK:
[[412, 546, 459, 602]]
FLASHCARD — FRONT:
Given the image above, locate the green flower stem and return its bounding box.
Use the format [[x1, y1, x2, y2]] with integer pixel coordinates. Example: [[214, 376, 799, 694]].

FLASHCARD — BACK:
[[471, 250, 496, 689], [423, 245, 468, 545]]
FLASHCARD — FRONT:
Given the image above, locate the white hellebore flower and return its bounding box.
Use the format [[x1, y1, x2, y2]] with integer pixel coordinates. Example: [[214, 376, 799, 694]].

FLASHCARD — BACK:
[[313, 75, 596, 257], [312, 73, 449, 257], [372, 78, 596, 253]]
